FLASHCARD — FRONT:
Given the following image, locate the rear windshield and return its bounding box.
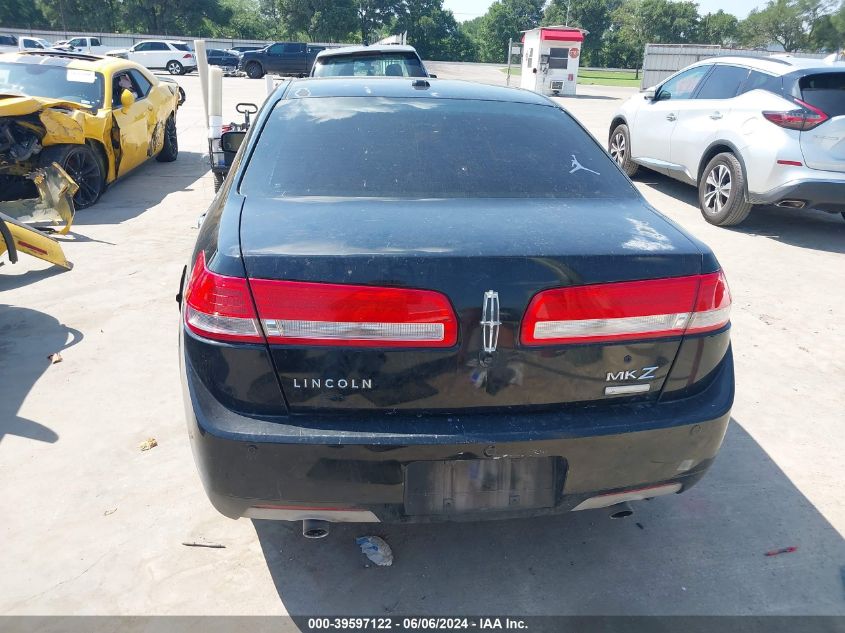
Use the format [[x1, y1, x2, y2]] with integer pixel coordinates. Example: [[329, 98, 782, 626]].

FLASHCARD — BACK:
[[0, 62, 104, 108], [240, 97, 633, 199], [800, 72, 845, 117], [313, 53, 427, 78]]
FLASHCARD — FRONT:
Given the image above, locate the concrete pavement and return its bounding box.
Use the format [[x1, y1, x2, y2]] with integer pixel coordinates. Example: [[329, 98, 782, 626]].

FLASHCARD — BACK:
[[1, 68, 843, 617]]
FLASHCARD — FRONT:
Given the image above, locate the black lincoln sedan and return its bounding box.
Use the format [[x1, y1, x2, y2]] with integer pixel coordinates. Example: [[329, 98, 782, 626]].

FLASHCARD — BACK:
[[179, 78, 733, 538]]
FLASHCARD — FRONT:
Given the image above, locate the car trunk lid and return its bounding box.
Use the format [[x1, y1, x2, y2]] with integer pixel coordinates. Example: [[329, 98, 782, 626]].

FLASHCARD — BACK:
[[239, 196, 710, 413]]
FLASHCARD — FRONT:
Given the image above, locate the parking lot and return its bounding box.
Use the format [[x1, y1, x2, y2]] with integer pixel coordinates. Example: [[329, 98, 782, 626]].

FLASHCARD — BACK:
[[1, 63, 844, 616]]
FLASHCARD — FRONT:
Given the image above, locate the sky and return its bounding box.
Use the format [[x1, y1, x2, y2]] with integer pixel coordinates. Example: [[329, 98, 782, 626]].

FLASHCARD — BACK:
[[443, 0, 769, 20]]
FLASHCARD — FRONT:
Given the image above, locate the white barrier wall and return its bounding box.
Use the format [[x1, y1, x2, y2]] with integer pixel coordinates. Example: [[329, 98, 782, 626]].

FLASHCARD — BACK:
[[641, 43, 827, 88]]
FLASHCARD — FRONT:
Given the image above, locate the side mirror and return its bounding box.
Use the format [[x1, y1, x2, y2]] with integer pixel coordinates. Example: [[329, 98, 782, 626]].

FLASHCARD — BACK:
[[428, 73, 437, 78], [641, 87, 656, 101], [120, 89, 136, 112]]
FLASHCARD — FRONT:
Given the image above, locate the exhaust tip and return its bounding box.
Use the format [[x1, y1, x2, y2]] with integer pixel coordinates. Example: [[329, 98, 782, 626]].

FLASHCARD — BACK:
[[302, 519, 330, 539], [608, 502, 634, 519], [776, 199, 806, 209]]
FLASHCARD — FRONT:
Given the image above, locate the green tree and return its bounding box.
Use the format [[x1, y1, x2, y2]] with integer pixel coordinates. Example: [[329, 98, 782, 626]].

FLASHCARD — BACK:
[[276, 0, 358, 41], [602, 0, 701, 68], [478, 0, 544, 63], [356, 0, 397, 44], [3, 0, 48, 29], [393, 0, 477, 59], [699, 10, 740, 45], [543, 0, 622, 65], [739, 0, 807, 50]]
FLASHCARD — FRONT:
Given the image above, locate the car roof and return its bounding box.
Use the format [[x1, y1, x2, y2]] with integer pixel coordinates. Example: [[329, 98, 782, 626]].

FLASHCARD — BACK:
[[693, 55, 845, 75], [280, 77, 552, 106], [0, 50, 126, 72], [137, 39, 187, 45], [315, 44, 419, 59]]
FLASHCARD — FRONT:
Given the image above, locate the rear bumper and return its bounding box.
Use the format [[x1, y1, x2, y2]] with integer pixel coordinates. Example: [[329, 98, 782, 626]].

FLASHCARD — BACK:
[[750, 178, 845, 213], [183, 350, 733, 523]]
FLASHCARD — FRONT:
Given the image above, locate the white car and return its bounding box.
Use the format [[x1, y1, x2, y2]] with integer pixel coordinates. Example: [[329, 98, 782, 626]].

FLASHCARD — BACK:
[[0, 35, 53, 53], [609, 56, 845, 226], [108, 40, 197, 75]]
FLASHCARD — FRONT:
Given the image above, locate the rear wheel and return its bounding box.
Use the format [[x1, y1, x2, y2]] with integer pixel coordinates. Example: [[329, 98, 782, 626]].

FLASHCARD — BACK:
[[246, 62, 263, 79], [156, 116, 178, 162], [608, 124, 638, 177], [40, 144, 105, 210], [213, 171, 225, 192], [698, 152, 753, 226], [167, 60, 184, 75]]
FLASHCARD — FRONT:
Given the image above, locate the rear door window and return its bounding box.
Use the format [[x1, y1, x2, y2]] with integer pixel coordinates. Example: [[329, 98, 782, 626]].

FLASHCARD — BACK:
[[800, 73, 845, 117], [241, 97, 634, 199], [739, 70, 780, 95], [695, 65, 749, 99]]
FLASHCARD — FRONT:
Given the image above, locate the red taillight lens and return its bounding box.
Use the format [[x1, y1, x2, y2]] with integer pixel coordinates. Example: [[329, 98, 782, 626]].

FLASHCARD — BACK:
[[183, 53, 193, 59], [763, 98, 828, 131], [520, 272, 730, 346], [249, 279, 458, 347], [184, 252, 263, 342]]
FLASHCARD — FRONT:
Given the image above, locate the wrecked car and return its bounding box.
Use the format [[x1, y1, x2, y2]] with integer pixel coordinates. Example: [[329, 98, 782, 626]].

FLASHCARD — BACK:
[[0, 50, 181, 210]]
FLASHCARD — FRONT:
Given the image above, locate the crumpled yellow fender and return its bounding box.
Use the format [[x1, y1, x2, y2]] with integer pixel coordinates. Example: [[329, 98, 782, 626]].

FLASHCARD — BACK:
[[1, 163, 77, 234], [0, 212, 72, 270]]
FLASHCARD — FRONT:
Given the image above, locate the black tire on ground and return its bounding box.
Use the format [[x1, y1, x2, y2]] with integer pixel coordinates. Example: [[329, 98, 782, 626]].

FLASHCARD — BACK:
[[608, 123, 639, 178], [167, 60, 184, 75], [698, 152, 753, 226], [39, 143, 105, 210], [177, 87, 186, 106], [213, 171, 225, 192], [156, 116, 178, 163], [246, 62, 263, 79]]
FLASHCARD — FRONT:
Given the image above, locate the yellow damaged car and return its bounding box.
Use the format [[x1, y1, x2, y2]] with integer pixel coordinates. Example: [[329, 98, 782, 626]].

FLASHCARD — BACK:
[[0, 50, 181, 209]]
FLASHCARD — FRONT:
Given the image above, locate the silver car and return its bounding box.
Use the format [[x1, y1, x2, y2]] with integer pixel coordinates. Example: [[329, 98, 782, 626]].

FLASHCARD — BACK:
[[609, 56, 845, 226]]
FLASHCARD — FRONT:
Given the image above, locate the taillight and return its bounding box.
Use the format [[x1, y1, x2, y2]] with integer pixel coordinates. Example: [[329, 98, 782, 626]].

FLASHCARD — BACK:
[[520, 272, 730, 346], [183, 53, 193, 59], [249, 279, 457, 347], [184, 252, 263, 343], [763, 98, 828, 131]]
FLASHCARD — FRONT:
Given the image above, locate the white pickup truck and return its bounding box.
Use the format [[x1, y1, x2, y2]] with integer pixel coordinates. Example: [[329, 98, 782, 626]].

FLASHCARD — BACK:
[[53, 36, 113, 55], [0, 35, 54, 52]]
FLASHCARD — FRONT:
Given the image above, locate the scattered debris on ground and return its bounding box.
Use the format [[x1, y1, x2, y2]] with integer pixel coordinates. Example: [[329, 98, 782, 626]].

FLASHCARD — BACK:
[[357, 535, 393, 567], [47, 352, 63, 364], [765, 546, 797, 557], [182, 541, 225, 549], [103, 508, 117, 516], [139, 438, 158, 452]]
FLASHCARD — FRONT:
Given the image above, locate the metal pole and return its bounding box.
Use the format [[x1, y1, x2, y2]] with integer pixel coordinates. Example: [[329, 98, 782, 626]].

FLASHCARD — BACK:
[[506, 38, 512, 86], [566, 0, 571, 25]]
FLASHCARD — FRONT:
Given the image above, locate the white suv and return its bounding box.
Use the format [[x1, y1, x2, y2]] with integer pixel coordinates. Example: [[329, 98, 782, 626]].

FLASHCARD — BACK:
[[609, 56, 845, 226], [108, 40, 197, 75]]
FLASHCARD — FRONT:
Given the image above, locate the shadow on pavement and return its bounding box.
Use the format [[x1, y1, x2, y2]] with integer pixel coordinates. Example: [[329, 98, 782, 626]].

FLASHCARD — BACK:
[[638, 171, 845, 254], [254, 421, 845, 616], [0, 266, 69, 292], [0, 304, 83, 444], [70, 151, 208, 226]]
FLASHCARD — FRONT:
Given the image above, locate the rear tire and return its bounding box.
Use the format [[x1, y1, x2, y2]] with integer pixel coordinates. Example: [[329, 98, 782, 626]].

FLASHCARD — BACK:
[[39, 144, 105, 210], [213, 171, 225, 192], [698, 152, 753, 226], [246, 62, 263, 79], [167, 60, 184, 75], [608, 124, 638, 178], [156, 116, 178, 162]]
